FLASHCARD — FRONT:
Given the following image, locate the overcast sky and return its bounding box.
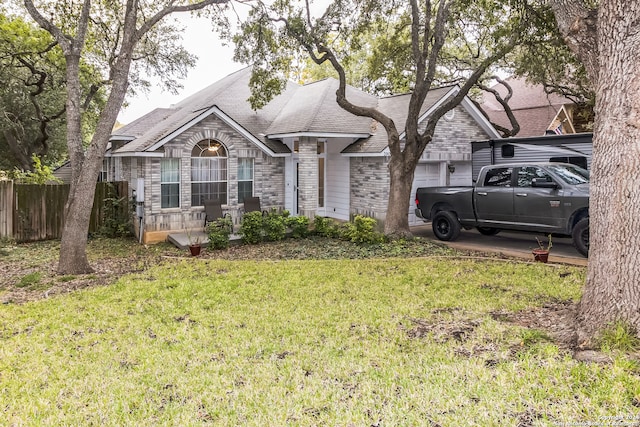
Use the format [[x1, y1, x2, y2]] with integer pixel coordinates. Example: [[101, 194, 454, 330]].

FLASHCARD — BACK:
[[117, 1, 331, 124], [117, 15, 241, 123]]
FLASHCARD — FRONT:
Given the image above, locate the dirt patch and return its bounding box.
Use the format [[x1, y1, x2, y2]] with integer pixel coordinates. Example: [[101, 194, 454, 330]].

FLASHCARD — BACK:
[[407, 317, 481, 343], [493, 301, 578, 350], [1, 254, 157, 304], [406, 302, 579, 354]]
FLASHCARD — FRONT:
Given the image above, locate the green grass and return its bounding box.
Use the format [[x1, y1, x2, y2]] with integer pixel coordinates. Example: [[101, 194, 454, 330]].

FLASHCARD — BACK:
[[16, 271, 43, 289], [2, 254, 637, 425]]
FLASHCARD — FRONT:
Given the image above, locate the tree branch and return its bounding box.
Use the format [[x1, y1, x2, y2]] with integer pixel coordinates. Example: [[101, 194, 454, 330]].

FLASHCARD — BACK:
[[135, 0, 233, 42], [475, 77, 521, 137]]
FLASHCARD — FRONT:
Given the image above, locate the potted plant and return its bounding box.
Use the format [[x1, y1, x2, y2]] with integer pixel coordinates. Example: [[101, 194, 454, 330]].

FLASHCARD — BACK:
[[185, 227, 203, 256], [532, 234, 552, 263]]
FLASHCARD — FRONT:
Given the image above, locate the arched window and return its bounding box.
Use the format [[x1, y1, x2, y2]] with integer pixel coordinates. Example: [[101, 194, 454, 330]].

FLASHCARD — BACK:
[[191, 140, 228, 206]]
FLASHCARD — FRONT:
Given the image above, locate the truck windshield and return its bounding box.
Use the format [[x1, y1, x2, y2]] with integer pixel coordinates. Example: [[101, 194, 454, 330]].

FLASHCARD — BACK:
[[546, 164, 590, 185]]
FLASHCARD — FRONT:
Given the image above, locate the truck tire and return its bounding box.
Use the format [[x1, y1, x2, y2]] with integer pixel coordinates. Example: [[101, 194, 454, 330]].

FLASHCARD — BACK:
[[432, 211, 461, 241], [572, 218, 589, 257], [477, 227, 500, 236]]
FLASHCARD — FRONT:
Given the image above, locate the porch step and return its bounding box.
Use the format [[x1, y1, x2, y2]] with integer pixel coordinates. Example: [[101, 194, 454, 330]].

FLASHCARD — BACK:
[[167, 230, 242, 250]]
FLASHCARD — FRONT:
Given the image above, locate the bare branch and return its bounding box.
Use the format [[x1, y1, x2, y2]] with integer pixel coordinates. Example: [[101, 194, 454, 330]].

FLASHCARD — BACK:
[[135, 0, 232, 42], [23, 0, 69, 52], [476, 77, 521, 137]]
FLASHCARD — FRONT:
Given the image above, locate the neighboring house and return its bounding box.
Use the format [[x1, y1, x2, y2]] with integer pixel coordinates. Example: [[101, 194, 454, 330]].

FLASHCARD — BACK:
[[108, 67, 499, 243], [481, 76, 592, 137]]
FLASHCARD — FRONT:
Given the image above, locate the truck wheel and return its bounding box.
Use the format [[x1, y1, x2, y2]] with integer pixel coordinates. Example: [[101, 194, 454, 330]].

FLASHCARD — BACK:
[[572, 218, 589, 257], [477, 227, 500, 236], [432, 211, 461, 241]]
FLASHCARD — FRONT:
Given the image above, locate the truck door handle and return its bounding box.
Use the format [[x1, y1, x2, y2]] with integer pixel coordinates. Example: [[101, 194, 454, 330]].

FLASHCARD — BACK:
[[477, 192, 487, 196], [516, 193, 528, 197]]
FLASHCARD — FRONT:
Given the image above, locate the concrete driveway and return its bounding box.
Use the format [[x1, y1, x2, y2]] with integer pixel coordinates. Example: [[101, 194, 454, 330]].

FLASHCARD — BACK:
[[410, 224, 587, 266]]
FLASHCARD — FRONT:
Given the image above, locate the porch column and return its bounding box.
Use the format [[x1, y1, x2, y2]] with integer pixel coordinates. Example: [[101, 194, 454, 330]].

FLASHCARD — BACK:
[[297, 136, 318, 218]]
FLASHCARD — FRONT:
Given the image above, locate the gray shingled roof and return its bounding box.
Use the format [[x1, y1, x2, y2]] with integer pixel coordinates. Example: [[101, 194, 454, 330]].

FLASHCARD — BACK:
[[112, 108, 175, 139], [112, 67, 467, 156], [266, 78, 377, 136], [342, 86, 455, 154], [114, 67, 296, 155]]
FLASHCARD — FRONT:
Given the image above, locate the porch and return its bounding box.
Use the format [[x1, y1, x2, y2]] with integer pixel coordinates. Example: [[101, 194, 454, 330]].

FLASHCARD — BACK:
[[167, 230, 242, 250]]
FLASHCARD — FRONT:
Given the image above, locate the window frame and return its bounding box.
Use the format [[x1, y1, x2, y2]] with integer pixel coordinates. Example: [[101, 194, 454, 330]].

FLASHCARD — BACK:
[[237, 157, 254, 203], [190, 140, 228, 206], [160, 158, 181, 209]]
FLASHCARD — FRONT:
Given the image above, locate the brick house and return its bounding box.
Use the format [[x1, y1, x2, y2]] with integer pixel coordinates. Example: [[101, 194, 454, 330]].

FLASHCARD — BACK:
[[107, 67, 499, 243]]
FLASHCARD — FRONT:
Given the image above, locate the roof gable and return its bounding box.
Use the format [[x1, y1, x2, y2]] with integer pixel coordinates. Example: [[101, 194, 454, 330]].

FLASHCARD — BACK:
[[342, 86, 500, 155], [112, 67, 500, 157]]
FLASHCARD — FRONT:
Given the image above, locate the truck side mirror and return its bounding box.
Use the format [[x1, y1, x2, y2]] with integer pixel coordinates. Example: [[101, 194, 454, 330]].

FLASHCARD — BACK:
[[531, 178, 558, 189]]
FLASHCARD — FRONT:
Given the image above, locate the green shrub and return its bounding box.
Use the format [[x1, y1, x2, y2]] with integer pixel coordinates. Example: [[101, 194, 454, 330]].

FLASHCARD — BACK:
[[286, 216, 310, 238], [17, 272, 42, 288], [239, 211, 264, 244], [340, 215, 385, 244], [98, 184, 133, 238], [313, 216, 340, 238], [263, 210, 287, 242], [207, 217, 233, 250]]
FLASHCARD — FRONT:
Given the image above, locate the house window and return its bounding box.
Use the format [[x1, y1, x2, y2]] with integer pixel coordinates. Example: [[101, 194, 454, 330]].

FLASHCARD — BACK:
[[238, 158, 254, 203], [161, 158, 180, 208], [99, 158, 109, 182], [191, 140, 228, 206]]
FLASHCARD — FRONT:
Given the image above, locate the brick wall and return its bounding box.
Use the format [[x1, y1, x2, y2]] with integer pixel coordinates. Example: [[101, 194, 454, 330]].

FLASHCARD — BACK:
[[139, 114, 285, 233], [297, 136, 318, 218], [420, 106, 488, 162], [349, 105, 491, 223], [350, 157, 390, 222]]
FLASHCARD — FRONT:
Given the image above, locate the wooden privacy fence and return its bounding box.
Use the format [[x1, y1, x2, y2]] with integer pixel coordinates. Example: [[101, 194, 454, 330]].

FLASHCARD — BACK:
[[0, 181, 128, 242]]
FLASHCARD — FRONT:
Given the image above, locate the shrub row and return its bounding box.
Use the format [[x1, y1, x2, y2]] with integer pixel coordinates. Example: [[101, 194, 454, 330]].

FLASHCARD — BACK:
[[206, 211, 385, 249]]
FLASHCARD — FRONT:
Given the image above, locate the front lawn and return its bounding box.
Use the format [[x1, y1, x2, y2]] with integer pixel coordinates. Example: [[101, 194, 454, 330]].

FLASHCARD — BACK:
[[0, 238, 637, 425]]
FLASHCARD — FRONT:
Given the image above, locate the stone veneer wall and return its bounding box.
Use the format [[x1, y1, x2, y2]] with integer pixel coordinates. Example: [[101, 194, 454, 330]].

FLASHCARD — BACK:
[[349, 105, 491, 225], [297, 136, 318, 218], [140, 114, 285, 234], [350, 157, 390, 222], [420, 105, 489, 162]]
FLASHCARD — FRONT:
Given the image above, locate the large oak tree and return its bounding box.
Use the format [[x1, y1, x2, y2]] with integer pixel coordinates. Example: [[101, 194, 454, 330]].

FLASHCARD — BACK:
[[550, 0, 640, 347], [236, 0, 545, 237], [21, 0, 235, 274], [1, 14, 72, 171]]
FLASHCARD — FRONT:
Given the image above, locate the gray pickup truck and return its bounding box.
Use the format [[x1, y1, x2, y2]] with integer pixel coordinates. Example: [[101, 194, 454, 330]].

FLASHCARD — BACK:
[[415, 163, 590, 256]]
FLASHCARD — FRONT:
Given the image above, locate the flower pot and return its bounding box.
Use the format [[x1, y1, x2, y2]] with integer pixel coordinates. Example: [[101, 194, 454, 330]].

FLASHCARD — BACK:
[[189, 244, 202, 256], [532, 249, 549, 263]]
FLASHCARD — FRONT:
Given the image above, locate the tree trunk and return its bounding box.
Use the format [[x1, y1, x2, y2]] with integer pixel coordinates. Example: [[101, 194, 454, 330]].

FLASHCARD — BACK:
[[384, 152, 418, 238], [3, 129, 33, 171], [574, 1, 640, 347], [57, 50, 133, 274], [58, 164, 101, 273]]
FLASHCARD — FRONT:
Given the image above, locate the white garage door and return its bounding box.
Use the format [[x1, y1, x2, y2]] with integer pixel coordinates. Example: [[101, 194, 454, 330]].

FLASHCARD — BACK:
[[408, 163, 444, 226]]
